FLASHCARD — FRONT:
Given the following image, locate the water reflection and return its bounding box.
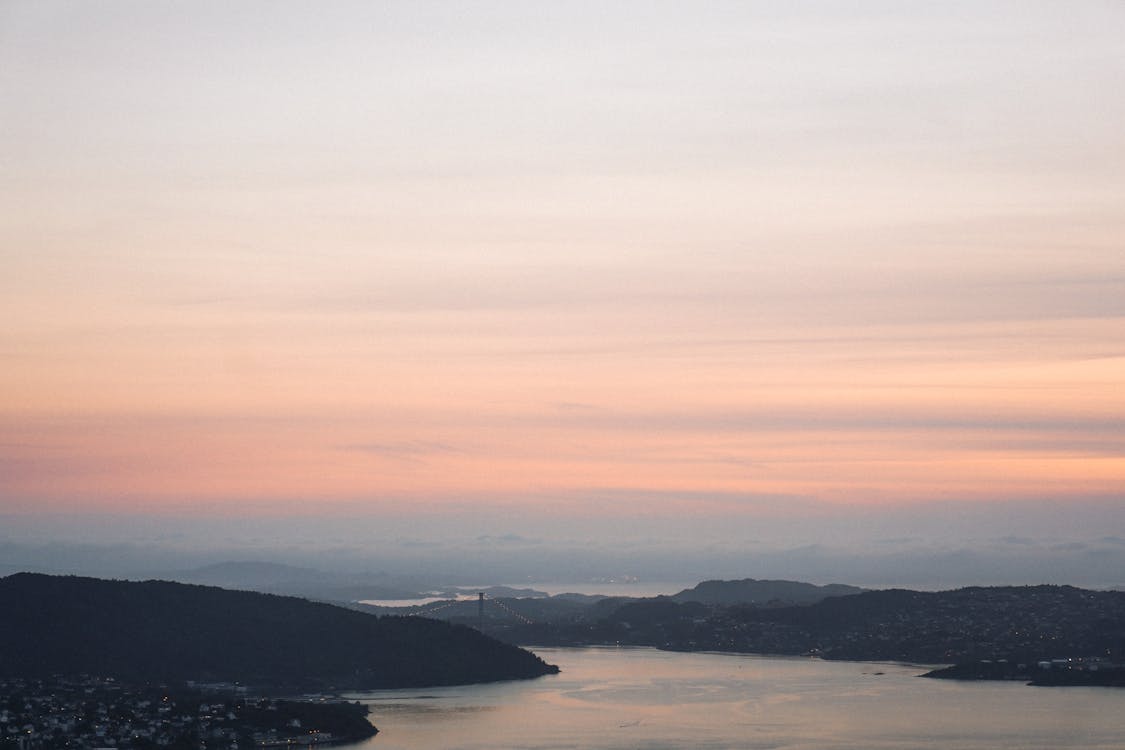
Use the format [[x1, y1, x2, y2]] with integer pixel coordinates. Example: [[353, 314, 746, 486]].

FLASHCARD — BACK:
[[345, 647, 1125, 750]]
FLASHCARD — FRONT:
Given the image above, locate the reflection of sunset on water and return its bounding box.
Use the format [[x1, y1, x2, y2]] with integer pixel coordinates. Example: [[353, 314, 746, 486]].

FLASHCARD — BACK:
[[349, 647, 1123, 749]]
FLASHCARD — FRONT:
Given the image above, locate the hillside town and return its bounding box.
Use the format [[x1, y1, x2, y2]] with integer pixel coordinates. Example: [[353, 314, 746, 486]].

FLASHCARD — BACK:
[[0, 677, 374, 749]]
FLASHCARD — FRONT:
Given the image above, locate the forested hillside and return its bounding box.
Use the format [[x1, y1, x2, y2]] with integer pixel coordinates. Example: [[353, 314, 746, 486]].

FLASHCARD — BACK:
[[0, 573, 558, 689]]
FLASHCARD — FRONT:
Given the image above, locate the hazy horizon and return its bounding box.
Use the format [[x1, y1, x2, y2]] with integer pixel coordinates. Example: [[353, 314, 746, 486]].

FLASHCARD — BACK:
[[5, 502, 1125, 590], [2, 2, 1123, 589]]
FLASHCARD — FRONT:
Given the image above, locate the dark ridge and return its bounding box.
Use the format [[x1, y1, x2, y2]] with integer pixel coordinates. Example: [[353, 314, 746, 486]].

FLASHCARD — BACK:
[[0, 572, 558, 689], [671, 578, 863, 606]]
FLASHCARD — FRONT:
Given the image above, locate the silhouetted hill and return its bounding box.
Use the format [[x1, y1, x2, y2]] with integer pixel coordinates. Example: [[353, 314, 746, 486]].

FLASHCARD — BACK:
[[499, 584, 1125, 672], [607, 597, 710, 624], [671, 578, 862, 605], [0, 573, 557, 689], [748, 585, 1125, 662]]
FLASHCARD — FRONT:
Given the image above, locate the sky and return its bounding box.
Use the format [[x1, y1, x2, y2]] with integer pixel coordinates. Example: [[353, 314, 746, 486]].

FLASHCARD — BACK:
[[2, 1, 1124, 587]]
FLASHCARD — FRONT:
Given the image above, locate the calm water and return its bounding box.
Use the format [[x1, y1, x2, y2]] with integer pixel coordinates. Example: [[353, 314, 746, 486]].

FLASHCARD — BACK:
[[345, 646, 1124, 750]]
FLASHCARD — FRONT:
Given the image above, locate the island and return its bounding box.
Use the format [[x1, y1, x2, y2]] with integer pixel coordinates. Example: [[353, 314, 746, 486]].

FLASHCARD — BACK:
[[923, 658, 1125, 687]]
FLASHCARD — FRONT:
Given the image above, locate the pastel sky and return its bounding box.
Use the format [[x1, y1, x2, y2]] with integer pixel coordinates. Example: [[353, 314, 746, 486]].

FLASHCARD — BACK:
[[2, 2, 1123, 584]]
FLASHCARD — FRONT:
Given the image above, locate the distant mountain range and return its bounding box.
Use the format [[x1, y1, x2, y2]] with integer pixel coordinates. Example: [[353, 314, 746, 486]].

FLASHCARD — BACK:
[[0, 572, 558, 689], [670, 578, 863, 605]]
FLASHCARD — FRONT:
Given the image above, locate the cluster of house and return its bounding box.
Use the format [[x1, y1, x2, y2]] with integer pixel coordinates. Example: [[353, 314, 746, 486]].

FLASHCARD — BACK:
[[0, 677, 337, 749], [1036, 656, 1122, 671]]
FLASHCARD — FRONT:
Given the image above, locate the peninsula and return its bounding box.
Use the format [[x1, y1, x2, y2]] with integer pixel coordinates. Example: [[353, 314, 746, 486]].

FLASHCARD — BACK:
[[0, 572, 558, 690]]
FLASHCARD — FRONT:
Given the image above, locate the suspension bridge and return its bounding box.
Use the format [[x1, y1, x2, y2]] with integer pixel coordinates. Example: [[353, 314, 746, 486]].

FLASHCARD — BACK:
[[411, 592, 536, 629]]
